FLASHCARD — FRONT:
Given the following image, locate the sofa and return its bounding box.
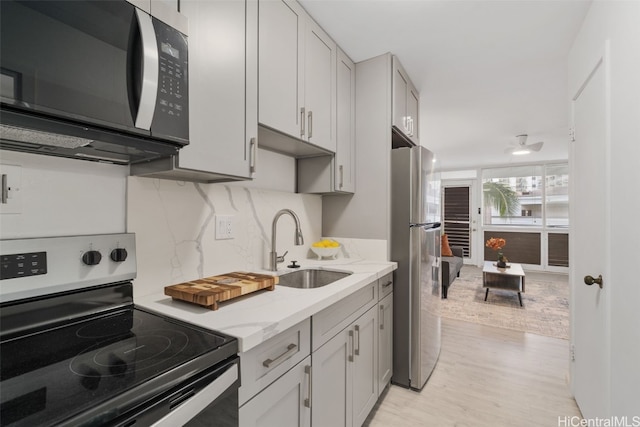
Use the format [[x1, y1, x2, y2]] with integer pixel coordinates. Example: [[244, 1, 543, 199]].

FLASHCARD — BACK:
[[441, 246, 464, 298]]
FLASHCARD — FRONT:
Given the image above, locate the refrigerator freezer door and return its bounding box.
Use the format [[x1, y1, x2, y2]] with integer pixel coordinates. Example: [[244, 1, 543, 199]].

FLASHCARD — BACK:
[[409, 226, 441, 389]]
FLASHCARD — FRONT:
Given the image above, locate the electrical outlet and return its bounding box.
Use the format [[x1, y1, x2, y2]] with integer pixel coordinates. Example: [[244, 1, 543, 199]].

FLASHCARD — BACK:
[[0, 164, 23, 214], [215, 215, 234, 240]]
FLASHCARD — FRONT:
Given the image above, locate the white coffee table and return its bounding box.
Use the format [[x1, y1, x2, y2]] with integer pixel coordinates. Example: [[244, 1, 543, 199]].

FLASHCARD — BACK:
[[482, 261, 526, 306]]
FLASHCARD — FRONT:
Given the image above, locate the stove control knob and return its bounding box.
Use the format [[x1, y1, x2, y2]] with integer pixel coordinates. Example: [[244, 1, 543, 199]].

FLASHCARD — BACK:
[[110, 248, 128, 262], [82, 250, 102, 266]]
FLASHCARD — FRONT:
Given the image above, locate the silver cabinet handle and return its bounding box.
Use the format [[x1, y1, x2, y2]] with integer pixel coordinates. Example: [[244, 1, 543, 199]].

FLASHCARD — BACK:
[[354, 325, 360, 356], [304, 365, 312, 408], [380, 305, 384, 330], [262, 343, 297, 368], [249, 137, 257, 174], [339, 165, 344, 189], [300, 107, 306, 137], [308, 110, 313, 138], [134, 9, 159, 130], [348, 330, 354, 362]]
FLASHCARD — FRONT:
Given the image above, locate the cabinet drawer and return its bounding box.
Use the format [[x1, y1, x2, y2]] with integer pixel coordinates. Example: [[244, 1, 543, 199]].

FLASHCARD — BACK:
[[312, 281, 377, 351], [378, 273, 393, 300], [239, 318, 311, 405]]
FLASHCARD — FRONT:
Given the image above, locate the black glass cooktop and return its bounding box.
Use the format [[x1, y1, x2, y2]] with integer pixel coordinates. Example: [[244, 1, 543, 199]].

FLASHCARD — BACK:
[[0, 307, 237, 426]]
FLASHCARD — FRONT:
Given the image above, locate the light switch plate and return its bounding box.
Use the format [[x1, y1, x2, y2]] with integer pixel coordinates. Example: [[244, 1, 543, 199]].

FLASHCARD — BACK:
[[215, 215, 234, 240], [0, 164, 23, 214]]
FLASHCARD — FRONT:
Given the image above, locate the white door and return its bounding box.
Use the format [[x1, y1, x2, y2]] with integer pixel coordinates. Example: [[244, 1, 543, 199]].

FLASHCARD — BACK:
[[570, 47, 610, 418]]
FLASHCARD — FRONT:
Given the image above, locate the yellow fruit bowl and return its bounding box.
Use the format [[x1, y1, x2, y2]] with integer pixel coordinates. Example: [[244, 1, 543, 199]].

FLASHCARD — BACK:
[[310, 242, 341, 260]]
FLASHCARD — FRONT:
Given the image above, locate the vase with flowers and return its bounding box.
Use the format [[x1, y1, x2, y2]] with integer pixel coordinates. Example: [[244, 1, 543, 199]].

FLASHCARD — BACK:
[[486, 237, 508, 268]]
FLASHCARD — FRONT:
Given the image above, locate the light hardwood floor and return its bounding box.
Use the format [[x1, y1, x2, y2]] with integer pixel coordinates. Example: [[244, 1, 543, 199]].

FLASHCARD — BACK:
[[364, 318, 582, 426]]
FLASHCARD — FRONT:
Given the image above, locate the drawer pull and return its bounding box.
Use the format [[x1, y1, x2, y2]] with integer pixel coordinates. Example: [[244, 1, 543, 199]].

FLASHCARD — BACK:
[[263, 343, 297, 368], [304, 365, 312, 408], [348, 330, 354, 362], [382, 281, 393, 288], [354, 325, 360, 356]]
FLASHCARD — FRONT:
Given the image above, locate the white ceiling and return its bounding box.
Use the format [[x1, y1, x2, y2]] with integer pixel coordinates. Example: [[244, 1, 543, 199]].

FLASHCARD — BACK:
[[298, 0, 592, 171]]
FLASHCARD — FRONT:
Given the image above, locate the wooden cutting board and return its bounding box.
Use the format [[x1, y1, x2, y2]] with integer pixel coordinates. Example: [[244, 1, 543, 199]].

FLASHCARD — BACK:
[[165, 272, 278, 310]]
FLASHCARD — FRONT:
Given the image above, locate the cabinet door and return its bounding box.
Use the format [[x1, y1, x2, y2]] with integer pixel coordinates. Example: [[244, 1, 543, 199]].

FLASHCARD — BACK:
[[180, 0, 256, 178], [303, 19, 336, 152], [392, 60, 409, 135], [407, 85, 419, 144], [312, 328, 352, 427], [335, 48, 355, 193], [352, 306, 378, 427], [378, 292, 393, 394], [239, 356, 311, 427], [258, 0, 304, 139]]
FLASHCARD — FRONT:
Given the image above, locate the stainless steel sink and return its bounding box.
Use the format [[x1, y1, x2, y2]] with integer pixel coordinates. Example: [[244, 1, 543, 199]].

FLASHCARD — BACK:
[[277, 269, 351, 289]]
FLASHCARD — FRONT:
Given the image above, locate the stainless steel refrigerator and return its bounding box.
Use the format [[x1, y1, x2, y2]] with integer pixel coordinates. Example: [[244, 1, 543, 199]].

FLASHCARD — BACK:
[[390, 145, 442, 391]]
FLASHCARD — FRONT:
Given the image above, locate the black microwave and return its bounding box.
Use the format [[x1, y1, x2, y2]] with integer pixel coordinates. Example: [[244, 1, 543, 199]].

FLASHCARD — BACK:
[[0, 0, 189, 164]]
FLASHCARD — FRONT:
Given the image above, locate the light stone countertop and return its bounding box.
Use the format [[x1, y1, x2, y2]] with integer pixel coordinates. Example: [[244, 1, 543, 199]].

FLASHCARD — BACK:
[[135, 258, 397, 352]]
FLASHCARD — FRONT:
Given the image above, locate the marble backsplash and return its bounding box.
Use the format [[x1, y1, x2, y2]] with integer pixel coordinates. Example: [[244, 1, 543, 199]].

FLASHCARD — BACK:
[[127, 177, 389, 298]]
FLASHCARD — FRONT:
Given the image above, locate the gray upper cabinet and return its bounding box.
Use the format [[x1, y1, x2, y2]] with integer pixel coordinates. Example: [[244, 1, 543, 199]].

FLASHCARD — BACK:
[[258, 0, 303, 139], [392, 56, 419, 145], [297, 47, 355, 194], [259, 0, 336, 154], [131, 0, 258, 182], [335, 48, 356, 193], [303, 18, 336, 152]]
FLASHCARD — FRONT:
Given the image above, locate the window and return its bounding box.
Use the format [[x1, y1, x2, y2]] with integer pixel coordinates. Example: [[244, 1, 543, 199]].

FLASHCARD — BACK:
[[482, 163, 569, 227], [545, 164, 569, 227]]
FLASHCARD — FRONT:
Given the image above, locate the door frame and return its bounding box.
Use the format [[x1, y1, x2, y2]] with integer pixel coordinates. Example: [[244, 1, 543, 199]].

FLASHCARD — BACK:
[[441, 179, 478, 265]]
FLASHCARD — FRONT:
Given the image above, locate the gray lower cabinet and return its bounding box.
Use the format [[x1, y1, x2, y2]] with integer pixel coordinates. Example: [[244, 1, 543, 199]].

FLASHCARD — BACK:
[[312, 283, 379, 427], [238, 278, 391, 427], [378, 292, 393, 393], [239, 355, 311, 427]]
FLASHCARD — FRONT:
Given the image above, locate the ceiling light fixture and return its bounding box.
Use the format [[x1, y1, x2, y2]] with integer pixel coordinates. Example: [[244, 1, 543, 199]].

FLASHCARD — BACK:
[[512, 149, 531, 155]]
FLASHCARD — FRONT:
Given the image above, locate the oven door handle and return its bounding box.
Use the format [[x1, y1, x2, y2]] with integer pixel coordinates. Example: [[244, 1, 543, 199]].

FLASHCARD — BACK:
[[150, 363, 238, 427]]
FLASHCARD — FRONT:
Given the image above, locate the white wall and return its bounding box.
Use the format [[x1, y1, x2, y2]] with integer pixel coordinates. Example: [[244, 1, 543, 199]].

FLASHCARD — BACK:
[[568, 0, 640, 418], [0, 151, 127, 239]]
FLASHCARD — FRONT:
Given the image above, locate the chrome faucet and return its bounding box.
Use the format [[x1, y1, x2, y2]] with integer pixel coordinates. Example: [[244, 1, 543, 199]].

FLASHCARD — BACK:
[[270, 209, 304, 271]]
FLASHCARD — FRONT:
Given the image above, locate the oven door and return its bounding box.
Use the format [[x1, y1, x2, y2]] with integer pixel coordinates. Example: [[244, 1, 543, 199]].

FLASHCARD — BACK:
[[115, 357, 240, 427]]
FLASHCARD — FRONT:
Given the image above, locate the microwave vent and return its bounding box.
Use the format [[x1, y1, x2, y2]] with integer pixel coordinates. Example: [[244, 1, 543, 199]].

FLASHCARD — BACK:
[[0, 124, 94, 149]]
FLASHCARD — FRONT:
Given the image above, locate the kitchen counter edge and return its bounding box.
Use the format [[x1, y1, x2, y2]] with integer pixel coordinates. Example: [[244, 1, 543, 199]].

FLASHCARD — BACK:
[[135, 259, 397, 352]]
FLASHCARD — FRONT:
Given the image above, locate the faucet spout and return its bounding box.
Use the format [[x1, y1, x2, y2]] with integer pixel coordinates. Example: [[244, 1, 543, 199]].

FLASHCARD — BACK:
[[270, 209, 304, 271]]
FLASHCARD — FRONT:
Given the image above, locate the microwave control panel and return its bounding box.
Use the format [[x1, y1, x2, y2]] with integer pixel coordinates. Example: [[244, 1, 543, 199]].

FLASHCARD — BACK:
[[152, 18, 189, 143]]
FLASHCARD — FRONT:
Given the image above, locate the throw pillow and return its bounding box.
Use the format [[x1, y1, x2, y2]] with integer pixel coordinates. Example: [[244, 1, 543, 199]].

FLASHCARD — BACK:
[[441, 234, 453, 257]]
